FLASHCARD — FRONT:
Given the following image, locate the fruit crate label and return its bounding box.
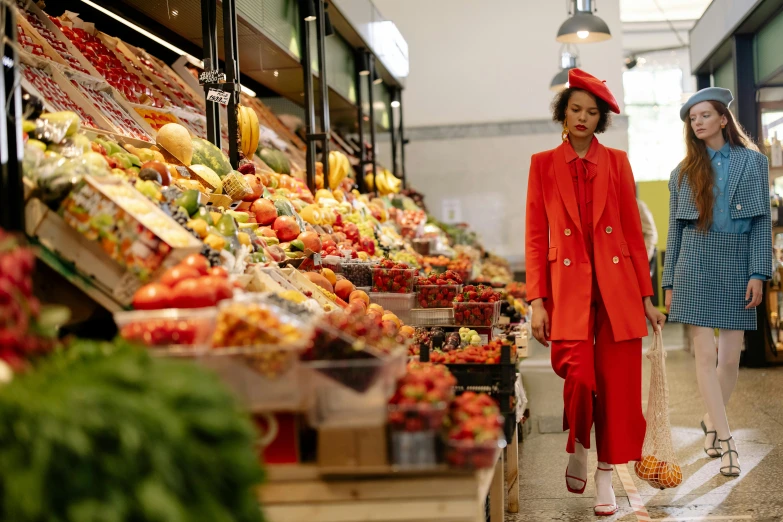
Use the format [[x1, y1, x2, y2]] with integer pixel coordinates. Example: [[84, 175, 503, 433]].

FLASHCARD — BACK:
[[113, 271, 142, 304], [479, 334, 489, 345], [499, 315, 510, 325], [198, 69, 226, 84], [207, 88, 231, 105]]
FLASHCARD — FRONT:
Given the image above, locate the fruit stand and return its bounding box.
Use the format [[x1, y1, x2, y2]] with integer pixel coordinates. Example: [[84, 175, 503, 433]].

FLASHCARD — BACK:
[[2, 1, 531, 521]]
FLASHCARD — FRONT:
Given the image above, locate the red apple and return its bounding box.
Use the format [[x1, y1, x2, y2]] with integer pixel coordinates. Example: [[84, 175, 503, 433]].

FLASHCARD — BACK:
[[273, 216, 301, 242], [251, 198, 277, 225]]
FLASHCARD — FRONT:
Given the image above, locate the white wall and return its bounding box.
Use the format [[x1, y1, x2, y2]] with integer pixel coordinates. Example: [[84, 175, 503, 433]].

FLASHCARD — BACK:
[[373, 0, 627, 267]]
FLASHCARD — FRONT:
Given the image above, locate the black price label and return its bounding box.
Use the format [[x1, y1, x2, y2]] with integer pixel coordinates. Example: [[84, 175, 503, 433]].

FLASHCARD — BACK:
[[198, 69, 226, 85]]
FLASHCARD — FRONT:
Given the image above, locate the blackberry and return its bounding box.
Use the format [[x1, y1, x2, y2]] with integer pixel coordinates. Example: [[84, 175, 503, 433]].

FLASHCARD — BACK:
[[201, 244, 222, 267], [171, 207, 190, 226]]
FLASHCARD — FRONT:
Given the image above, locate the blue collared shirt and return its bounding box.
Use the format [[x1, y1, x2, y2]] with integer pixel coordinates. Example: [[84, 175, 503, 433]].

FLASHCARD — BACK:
[[709, 143, 752, 234]]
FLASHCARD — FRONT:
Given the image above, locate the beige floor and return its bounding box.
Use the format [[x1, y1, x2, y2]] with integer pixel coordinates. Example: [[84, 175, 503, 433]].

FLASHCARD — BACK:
[[508, 324, 783, 521]]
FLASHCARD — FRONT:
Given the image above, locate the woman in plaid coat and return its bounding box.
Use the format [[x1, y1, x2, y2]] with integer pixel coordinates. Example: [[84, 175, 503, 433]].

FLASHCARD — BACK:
[[663, 87, 772, 478]]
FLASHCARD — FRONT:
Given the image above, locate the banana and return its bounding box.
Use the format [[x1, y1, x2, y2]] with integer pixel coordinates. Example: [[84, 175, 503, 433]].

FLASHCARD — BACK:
[[238, 106, 260, 158], [239, 106, 249, 156], [246, 106, 259, 157], [328, 150, 338, 177], [339, 151, 351, 178]]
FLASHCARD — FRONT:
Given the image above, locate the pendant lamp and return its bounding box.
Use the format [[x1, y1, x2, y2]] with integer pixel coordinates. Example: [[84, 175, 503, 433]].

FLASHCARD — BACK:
[[557, 0, 611, 44], [550, 48, 579, 92]]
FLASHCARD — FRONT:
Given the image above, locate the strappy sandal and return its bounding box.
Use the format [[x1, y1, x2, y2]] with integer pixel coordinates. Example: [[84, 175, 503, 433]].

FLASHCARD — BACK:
[[719, 437, 741, 477], [593, 466, 618, 516], [565, 465, 587, 494], [701, 420, 722, 458]]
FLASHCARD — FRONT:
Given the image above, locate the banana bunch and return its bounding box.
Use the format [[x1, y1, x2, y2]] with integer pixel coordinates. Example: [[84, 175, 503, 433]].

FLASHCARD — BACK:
[[238, 105, 260, 158], [327, 150, 350, 190], [364, 168, 402, 195]]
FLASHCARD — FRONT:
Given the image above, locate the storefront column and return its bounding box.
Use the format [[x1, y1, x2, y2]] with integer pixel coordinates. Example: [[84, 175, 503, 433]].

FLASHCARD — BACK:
[[733, 34, 758, 140]]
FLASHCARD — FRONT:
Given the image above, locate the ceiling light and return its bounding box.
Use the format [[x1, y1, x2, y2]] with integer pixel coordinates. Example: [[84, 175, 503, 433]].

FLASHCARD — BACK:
[[391, 100, 400, 108], [550, 48, 579, 92], [301, 0, 316, 21], [557, 0, 611, 44], [171, 9, 178, 17], [324, 4, 334, 37], [273, 70, 279, 77], [357, 51, 370, 76]]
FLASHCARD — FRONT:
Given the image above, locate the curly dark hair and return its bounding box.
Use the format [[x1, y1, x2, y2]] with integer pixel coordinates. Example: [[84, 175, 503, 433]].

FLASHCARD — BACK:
[[551, 87, 612, 134]]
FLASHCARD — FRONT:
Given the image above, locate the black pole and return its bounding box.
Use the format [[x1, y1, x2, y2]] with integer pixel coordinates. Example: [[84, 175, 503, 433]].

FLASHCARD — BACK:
[[733, 34, 758, 142], [222, 0, 241, 167], [388, 85, 398, 178], [696, 72, 711, 91], [398, 87, 407, 190], [200, 0, 220, 146], [367, 53, 377, 195], [355, 49, 368, 193], [1, 5, 24, 232], [299, 0, 317, 192], [315, 0, 330, 187]]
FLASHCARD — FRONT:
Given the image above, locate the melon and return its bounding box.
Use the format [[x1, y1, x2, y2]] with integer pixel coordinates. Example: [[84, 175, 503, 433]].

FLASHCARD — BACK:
[[258, 147, 291, 175], [189, 164, 222, 194], [156, 123, 193, 165], [191, 137, 232, 178]]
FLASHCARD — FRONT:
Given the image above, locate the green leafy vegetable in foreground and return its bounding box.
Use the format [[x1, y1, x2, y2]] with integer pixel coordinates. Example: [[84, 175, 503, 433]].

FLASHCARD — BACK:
[[0, 339, 265, 522]]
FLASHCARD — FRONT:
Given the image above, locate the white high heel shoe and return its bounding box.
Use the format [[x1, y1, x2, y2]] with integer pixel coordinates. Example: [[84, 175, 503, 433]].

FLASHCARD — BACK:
[[593, 465, 618, 516]]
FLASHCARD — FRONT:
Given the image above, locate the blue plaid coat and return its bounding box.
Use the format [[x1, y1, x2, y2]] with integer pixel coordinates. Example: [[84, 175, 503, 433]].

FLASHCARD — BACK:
[[662, 146, 772, 330]]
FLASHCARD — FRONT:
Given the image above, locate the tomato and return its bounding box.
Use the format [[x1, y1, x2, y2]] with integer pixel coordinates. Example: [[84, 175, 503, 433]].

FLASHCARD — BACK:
[[202, 275, 233, 302], [132, 283, 171, 310], [171, 278, 217, 308], [160, 265, 201, 287], [208, 266, 229, 279], [180, 254, 210, 275]]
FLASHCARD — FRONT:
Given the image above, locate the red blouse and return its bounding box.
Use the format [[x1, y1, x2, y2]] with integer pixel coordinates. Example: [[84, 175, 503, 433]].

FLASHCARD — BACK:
[[564, 138, 599, 262]]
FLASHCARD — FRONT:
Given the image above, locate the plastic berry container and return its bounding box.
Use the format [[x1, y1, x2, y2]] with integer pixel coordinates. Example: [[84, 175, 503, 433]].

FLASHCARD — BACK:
[[372, 267, 418, 293], [445, 437, 506, 470], [453, 301, 501, 327], [416, 284, 462, 309], [387, 401, 448, 432], [114, 307, 217, 354]]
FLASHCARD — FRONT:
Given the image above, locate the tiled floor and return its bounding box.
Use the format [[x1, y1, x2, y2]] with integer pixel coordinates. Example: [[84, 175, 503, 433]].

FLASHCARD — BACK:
[[509, 324, 783, 521]]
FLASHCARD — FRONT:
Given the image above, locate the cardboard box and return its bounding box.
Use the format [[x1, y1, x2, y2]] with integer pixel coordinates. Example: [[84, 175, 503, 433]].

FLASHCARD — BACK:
[[317, 426, 389, 469]]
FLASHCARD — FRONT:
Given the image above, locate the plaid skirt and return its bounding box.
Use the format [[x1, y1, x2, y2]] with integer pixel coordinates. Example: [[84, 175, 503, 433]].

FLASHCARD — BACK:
[[668, 227, 756, 331]]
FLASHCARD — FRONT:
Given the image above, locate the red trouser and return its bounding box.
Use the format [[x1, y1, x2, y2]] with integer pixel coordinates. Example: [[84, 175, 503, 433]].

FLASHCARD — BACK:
[[550, 298, 646, 464]]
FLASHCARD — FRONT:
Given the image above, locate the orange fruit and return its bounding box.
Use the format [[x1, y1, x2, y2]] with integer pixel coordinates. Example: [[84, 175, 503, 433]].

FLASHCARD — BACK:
[[635, 455, 660, 486], [321, 268, 337, 286], [656, 462, 682, 489]]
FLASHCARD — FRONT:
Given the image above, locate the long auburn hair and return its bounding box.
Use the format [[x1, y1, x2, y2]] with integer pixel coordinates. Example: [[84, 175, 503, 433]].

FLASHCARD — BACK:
[[679, 101, 758, 231]]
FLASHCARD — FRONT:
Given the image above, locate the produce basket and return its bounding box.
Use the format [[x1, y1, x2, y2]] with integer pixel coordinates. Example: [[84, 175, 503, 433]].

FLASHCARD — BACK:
[[416, 284, 462, 309], [369, 293, 416, 325], [445, 437, 506, 470], [371, 267, 417, 293], [410, 308, 454, 326], [302, 322, 406, 393], [305, 354, 404, 428], [114, 307, 217, 354], [203, 297, 315, 411], [453, 301, 501, 327], [341, 260, 378, 288]]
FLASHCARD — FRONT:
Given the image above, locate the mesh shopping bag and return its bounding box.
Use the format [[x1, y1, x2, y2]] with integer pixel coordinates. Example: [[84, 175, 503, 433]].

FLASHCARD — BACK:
[[634, 330, 683, 489]]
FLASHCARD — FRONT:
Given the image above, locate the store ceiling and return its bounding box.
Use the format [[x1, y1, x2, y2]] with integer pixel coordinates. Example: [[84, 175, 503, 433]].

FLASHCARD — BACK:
[[620, 0, 712, 23]]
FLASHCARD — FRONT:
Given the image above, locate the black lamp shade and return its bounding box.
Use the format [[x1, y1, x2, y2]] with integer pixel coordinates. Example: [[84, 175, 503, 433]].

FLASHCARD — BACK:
[[357, 51, 370, 76], [300, 0, 316, 21], [324, 11, 334, 36], [556, 12, 611, 43], [550, 68, 573, 92]]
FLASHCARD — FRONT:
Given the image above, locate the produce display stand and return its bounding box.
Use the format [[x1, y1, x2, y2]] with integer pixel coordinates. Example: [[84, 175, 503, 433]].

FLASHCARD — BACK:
[[259, 458, 506, 522]]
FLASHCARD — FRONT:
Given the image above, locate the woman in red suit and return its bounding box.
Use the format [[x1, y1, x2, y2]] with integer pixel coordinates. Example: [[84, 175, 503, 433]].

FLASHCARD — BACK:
[[525, 69, 666, 516]]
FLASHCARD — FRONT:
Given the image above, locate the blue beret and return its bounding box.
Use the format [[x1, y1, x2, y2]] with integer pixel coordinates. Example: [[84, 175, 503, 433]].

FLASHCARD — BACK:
[[680, 87, 734, 121]]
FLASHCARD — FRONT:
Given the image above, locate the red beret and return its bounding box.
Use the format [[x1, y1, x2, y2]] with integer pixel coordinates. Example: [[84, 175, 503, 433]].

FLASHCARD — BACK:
[[567, 68, 620, 114]]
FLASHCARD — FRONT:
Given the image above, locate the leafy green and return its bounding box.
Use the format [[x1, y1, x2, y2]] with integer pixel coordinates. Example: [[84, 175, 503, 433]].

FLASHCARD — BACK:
[[0, 339, 265, 522]]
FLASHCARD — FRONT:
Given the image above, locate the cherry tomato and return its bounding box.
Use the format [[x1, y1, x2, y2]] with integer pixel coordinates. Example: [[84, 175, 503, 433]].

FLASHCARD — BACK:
[[180, 254, 210, 275], [208, 266, 229, 279], [201, 275, 233, 302], [171, 278, 217, 308], [160, 265, 201, 287], [132, 283, 171, 310]]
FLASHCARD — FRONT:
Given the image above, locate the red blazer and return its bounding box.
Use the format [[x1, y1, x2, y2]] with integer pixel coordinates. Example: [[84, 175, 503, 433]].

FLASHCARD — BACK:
[[525, 139, 653, 342]]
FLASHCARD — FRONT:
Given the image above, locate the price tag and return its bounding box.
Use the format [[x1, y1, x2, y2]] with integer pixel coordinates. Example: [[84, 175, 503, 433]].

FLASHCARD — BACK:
[[199, 69, 226, 84], [515, 334, 528, 348], [499, 315, 510, 325], [113, 272, 142, 305], [207, 88, 231, 105], [479, 334, 489, 345]]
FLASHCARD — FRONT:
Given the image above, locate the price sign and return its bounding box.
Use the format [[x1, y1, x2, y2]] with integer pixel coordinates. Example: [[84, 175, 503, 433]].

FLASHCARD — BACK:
[[199, 69, 226, 84], [207, 88, 231, 105], [113, 272, 142, 305]]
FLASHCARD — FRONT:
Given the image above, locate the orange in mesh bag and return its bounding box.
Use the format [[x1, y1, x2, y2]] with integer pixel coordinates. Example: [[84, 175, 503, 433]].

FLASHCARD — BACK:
[[634, 330, 682, 489]]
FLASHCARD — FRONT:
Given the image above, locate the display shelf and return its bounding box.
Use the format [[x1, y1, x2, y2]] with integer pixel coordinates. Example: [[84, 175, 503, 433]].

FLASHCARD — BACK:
[[260, 456, 505, 522]]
